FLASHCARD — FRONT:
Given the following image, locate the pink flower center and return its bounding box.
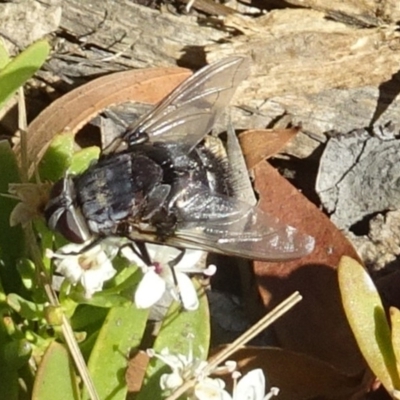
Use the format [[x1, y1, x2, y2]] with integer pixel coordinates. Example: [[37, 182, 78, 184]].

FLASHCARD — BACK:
[[153, 261, 163, 274]]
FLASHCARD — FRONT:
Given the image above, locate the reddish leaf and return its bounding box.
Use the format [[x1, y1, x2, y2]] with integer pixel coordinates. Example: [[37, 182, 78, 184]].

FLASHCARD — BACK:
[[21, 67, 192, 171], [214, 346, 370, 400], [239, 127, 299, 169], [252, 161, 368, 379]]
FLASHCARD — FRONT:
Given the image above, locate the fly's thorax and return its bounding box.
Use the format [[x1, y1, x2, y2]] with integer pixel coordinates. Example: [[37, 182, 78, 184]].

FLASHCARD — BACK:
[[73, 151, 164, 236]]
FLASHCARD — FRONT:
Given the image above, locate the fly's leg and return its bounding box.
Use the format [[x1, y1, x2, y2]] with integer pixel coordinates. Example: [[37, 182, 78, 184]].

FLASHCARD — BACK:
[[51, 237, 105, 256], [150, 209, 178, 241], [121, 241, 152, 266], [168, 248, 186, 307]]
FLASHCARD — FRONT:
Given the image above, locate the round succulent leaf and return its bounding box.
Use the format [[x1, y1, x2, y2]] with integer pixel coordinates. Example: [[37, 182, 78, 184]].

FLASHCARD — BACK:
[[69, 146, 100, 175], [32, 341, 79, 400], [82, 304, 149, 400], [38, 133, 75, 182], [338, 256, 400, 393]]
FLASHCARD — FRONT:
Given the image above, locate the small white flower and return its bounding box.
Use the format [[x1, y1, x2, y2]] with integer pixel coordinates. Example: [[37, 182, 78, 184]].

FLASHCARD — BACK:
[[122, 243, 216, 310], [148, 346, 207, 392], [148, 345, 278, 400], [47, 239, 119, 298], [194, 377, 231, 400], [217, 369, 279, 400], [147, 337, 237, 400], [148, 344, 234, 399]]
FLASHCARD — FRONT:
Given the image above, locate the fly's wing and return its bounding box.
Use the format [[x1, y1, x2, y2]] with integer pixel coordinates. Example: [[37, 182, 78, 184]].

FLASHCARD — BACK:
[[170, 185, 315, 261], [110, 56, 250, 153]]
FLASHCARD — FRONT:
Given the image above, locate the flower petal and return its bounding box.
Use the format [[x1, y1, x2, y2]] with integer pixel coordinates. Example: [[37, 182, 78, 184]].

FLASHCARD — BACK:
[[195, 378, 231, 400], [55, 259, 82, 284], [135, 270, 166, 308], [80, 264, 116, 298], [175, 272, 199, 311], [146, 243, 181, 262], [160, 372, 184, 391], [174, 249, 204, 270], [234, 369, 265, 400], [120, 246, 147, 268]]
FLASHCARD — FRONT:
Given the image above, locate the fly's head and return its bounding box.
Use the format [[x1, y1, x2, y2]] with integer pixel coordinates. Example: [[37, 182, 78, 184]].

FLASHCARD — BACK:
[[44, 176, 91, 243]]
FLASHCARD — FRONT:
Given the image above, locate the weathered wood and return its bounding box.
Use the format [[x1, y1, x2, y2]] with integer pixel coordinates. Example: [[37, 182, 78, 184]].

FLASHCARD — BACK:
[[7, 1, 400, 161], [282, 0, 400, 26], [206, 9, 400, 157], [58, 0, 227, 70]]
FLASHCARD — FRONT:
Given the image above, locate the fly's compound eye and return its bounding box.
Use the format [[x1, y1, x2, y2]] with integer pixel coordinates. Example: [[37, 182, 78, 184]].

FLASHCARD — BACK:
[[44, 177, 91, 244]]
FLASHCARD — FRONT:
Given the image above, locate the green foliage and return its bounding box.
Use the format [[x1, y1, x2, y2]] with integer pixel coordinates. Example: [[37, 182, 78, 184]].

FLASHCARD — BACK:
[[338, 256, 400, 398], [0, 40, 214, 400], [0, 141, 25, 293], [31, 342, 80, 400], [83, 305, 149, 400], [0, 39, 49, 109], [0, 40, 10, 69]]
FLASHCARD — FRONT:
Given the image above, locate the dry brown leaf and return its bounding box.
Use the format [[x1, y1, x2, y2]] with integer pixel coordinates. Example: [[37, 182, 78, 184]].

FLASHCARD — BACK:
[[214, 346, 368, 400], [252, 161, 368, 380], [126, 350, 150, 393], [239, 127, 299, 169], [21, 67, 192, 170]]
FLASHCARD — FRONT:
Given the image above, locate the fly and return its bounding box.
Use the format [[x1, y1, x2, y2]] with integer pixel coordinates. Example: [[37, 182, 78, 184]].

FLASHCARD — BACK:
[[44, 56, 315, 261]]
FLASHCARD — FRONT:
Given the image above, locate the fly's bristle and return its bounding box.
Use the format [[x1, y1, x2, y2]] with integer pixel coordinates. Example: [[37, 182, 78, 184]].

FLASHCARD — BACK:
[[199, 136, 234, 197]]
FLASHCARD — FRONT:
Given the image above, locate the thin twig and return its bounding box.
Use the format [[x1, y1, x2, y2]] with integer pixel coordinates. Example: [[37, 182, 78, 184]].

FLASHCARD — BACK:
[[17, 88, 28, 182], [165, 291, 302, 400]]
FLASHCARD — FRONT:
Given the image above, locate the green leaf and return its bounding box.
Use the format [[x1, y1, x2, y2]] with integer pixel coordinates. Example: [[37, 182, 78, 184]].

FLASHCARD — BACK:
[[69, 146, 100, 175], [0, 316, 22, 400], [3, 338, 32, 369], [32, 219, 54, 272], [7, 293, 44, 320], [32, 341, 80, 400], [82, 304, 149, 400], [70, 290, 132, 309], [0, 40, 49, 109], [137, 279, 210, 400], [0, 40, 10, 70], [0, 141, 25, 293], [38, 133, 75, 182], [390, 307, 400, 377], [154, 279, 210, 355], [16, 258, 36, 290], [71, 305, 109, 332], [338, 256, 400, 395]]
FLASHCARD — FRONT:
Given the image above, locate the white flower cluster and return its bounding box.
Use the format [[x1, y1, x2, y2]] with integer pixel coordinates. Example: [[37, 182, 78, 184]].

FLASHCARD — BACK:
[[149, 346, 279, 400], [47, 240, 215, 308]]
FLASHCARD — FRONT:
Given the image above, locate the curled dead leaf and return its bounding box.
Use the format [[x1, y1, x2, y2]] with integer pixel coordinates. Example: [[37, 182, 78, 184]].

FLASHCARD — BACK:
[[239, 127, 299, 169], [20, 67, 192, 174], [212, 346, 369, 400], [126, 350, 150, 393], [252, 161, 368, 381]]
